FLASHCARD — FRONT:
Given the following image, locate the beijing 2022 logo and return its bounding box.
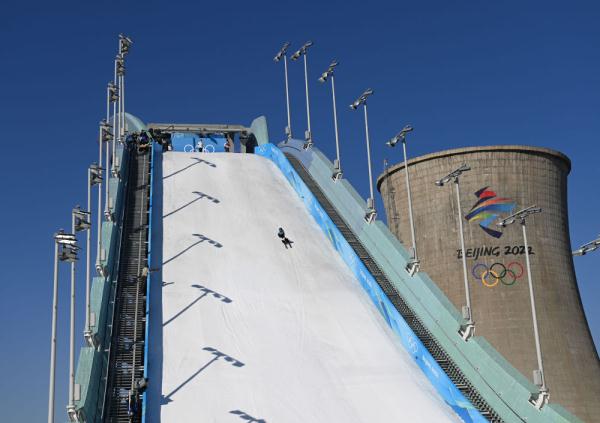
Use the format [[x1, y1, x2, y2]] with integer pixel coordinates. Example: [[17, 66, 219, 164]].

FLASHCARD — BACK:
[[464, 187, 516, 238]]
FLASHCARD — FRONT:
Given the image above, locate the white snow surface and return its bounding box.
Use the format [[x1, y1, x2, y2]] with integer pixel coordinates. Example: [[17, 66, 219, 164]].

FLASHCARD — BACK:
[[146, 152, 461, 422]]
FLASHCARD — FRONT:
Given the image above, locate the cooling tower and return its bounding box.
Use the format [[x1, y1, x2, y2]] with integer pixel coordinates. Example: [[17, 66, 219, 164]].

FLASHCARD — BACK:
[[377, 145, 600, 421]]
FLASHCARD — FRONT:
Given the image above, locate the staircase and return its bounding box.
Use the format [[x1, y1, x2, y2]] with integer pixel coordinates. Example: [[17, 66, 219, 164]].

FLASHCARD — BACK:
[[284, 153, 503, 423], [103, 146, 151, 422]]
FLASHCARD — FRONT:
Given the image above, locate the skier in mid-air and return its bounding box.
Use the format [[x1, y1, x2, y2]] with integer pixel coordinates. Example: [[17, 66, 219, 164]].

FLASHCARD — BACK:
[[277, 227, 293, 249]]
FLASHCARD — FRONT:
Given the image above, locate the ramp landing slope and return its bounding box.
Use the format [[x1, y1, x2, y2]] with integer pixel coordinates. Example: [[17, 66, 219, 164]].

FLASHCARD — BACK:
[[146, 152, 461, 422]]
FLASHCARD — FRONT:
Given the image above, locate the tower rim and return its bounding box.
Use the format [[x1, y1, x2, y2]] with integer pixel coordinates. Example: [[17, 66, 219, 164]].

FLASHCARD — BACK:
[[377, 144, 571, 192]]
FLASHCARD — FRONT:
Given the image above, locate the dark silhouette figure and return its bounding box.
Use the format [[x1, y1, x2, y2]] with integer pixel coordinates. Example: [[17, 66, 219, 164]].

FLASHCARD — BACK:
[[277, 227, 293, 249], [138, 130, 151, 152], [127, 388, 140, 421]]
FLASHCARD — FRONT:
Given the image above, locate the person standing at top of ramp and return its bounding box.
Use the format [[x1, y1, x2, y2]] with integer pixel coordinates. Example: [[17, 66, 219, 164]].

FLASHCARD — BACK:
[[277, 227, 293, 249], [138, 130, 150, 152], [225, 133, 234, 152]]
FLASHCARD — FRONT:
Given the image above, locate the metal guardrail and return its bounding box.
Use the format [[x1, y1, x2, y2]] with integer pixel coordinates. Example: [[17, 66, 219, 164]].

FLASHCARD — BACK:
[[147, 123, 250, 134]]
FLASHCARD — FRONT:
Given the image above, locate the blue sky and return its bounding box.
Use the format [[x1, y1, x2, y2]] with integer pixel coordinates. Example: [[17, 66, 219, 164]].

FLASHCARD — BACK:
[[0, 1, 598, 421]]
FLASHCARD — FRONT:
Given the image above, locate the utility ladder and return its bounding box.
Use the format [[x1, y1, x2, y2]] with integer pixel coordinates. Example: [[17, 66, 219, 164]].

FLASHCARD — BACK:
[[284, 153, 503, 423], [103, 146, 151, 422]]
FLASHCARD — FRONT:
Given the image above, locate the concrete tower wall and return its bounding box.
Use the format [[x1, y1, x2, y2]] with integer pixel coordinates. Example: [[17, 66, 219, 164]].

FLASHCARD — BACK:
[[377, 145, 600, 421]]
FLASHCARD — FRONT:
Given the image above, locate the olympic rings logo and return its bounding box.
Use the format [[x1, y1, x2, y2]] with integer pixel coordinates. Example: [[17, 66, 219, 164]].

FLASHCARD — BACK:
[[183, 144, 215, 153], [471, 262, 524, 288], [406, 334, 419, 355]]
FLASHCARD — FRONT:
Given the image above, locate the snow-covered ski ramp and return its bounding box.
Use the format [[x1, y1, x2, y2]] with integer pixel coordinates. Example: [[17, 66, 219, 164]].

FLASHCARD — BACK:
[[146, 152, 461, 422]]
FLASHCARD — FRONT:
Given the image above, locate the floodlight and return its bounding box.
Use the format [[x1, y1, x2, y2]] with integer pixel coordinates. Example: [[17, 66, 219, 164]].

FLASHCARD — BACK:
[[291, 40, 314, 61], [318, 59, 338, 83], [119, 34, 133, 55], [349, 88, 374, 110], [100, 119, 113, 142], [108, 81, 119, 103], [273, 42, 290, 62], [73, 206, 91, 232], [434, 164, 471, 186], [386, 124, 414, 147], [90, 163, 103, 185], [54, 231, 77, 246], [116, 54, 125, 76], [58, 244, 79, 262], [497, 205, 542, 227], [572, 235, 600, 256]]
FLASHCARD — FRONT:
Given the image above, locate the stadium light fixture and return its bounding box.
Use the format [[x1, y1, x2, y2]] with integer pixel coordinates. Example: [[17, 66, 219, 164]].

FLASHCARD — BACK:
[[273, 42, 290, 62], [107, 82, 119, 104], [497, 206, 549, 409], [319, 60, 342, 180], [350, 88, 376, 223], [572, 235, 600, 256], [89, 163, 102, 186], [274, 42, 293, 140], [435, 164, 474, 340], [318, 59, 338, 83], [291, 40, 313, 60], [434, 164, 471, 186], [115, 54, 125, 77], [349, 88, 373, 110], [73, 206, 91, 233], [386, 125, 419, 275], [119, 34, 133, 56], [386, 125, 414, 147]]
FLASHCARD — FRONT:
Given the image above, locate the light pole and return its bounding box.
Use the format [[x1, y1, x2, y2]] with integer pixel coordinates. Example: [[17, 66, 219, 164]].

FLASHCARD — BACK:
[[106, 82, 117, 222], [387, 125, 419, 276], [66, 212, 76, 418], [48, 230, 78, 423], [273, 42, 293, 140], [66, 207, 87, 419], [573, 235, 600, 256], [97, 120, 111, 274], [85, 165, 101, 346], [318, 60, 342, 180], [498, 205, 549, 409], [118, 34, 132, 144], [106, 82, 113, 129], [113, 54, 125, 177], [350, 88, 376, 223], [435, 164, 474, 340], [291, 41, 314, 148], [96, 81, 119, 235], [105, 80, 116, 194]]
